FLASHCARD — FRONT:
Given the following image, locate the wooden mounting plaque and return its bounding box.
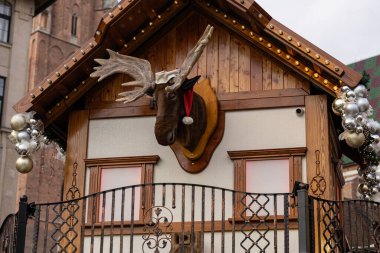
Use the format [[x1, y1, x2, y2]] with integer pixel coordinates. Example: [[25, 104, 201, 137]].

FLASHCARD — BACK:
[[170, 79, 225, 173]]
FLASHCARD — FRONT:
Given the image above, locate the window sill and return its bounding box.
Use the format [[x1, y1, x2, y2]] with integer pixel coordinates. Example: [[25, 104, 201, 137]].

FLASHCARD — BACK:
[[0, 41, 11, 48]]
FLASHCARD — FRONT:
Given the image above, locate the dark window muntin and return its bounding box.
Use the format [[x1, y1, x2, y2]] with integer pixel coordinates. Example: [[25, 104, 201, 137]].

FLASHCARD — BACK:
[[0, 77, 5, 123], [0, 0, 11, 43], [71, 14, 77, 37]]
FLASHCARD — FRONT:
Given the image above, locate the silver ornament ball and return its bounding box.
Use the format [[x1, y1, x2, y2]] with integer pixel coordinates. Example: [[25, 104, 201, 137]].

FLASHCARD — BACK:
[[344, 102, 359, 117], [355, 114, 364, 124], [354, 84, 368, 98], [29, 118, 37, 125], [16, 142, 30, 156], [342, 117, 356, 131], [341, 86, 351, 93], [15, 155, 33, 174], [31, 129, 40, 137], [367, 144, 375, 152], [332, 98, 345, 116], [356, 126, 364, 134], [17, 131, 30, 142], [372, 134, 380, 144], [346, 90, 356, 102], [357, 98, 370, 112]]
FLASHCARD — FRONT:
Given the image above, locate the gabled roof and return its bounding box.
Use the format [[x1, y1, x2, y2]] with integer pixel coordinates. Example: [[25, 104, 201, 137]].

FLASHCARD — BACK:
[[14, 0, 362, 139]]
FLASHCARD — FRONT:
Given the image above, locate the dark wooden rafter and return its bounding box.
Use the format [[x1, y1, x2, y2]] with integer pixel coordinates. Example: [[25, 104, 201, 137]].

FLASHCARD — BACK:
[[13, 0, 363, 140]]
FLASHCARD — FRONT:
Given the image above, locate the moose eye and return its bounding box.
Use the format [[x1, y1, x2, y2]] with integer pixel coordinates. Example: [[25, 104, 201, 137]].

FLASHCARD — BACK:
[[166, 92, 177, 101]]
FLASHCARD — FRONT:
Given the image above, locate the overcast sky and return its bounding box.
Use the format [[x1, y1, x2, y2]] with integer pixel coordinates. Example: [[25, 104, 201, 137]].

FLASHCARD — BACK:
[[256, 0, 380, 64]]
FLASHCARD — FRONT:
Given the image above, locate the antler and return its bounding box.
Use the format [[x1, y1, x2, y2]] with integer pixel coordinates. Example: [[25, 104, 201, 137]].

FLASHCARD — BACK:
[[90, 49, 155, 103], [165, 25, 214, 92]]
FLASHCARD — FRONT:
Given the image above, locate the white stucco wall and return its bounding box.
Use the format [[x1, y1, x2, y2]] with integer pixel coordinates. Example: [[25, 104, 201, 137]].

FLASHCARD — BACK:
[[86, 107, 306, 251], [83, 230, 299, 253], [88, 107, 306, 189]]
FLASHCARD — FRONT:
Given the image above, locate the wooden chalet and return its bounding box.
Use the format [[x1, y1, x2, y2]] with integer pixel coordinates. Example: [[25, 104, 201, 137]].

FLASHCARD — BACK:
[[10, 0, 372, 252]]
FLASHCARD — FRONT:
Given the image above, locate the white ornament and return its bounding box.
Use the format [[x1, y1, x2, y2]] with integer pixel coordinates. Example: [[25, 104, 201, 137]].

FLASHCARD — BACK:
[[182, 116, 194, 125]]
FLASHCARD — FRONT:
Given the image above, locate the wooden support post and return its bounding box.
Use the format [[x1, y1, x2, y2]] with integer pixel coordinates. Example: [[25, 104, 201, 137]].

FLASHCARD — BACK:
[[63, 110, 89, 253]]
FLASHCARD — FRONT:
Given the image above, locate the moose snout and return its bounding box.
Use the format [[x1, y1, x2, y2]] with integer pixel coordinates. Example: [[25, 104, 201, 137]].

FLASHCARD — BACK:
[[154, 121, 177, 146]]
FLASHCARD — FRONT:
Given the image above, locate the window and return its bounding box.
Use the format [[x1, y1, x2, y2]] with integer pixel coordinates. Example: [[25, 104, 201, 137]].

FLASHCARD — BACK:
[[0, 77, 5, 121], [228, 147, 306, 219], [0, 1, 11, 43], [103, 0, 120, 8], [85, 155, 159, 224], [71, 14, 77, 37]]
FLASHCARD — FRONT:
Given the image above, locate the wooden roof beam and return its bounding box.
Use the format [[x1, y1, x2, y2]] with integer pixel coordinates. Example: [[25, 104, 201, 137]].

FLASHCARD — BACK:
[[264, 19, 362, 87]]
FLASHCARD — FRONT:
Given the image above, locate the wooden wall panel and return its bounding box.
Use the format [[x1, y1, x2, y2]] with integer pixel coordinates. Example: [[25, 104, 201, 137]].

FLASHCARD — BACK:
[[86, 13, 311, 106], [250, 49, 263, 91], [218, 29, 230, 93], [229, 37, 239, 92], [262, 57, 272, 90], [238, 42, 251, 92]]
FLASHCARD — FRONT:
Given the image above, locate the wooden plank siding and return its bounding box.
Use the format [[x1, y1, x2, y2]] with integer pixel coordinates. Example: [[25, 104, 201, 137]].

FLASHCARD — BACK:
[[86, 14, 309, 107]]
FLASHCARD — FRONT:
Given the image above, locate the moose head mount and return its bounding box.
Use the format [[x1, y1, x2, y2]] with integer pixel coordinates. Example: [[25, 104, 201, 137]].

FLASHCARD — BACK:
[[91, 25, 222, 172]]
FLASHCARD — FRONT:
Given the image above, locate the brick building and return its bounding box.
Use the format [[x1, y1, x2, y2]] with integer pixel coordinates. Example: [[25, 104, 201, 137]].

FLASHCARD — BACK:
[[12, 0, 121, 220], [0, 0, 59, 223]]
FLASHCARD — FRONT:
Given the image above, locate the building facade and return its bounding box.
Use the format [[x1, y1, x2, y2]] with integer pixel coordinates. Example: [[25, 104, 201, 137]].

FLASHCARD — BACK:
[[11, 1, 366, 251], [0, 0, 120, 223], [0, 0, 40, 223]]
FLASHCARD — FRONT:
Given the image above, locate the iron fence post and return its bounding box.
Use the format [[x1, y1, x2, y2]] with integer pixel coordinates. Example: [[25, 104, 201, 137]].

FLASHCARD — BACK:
[[15, 195, 28, 253], [297, 189, 311, 253]]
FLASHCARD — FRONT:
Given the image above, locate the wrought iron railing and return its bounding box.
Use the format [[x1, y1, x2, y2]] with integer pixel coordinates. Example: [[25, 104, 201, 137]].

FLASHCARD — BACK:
[[3, 183, 380, 252], [0, 214, 17, 253], [2, 183, 296, 253], [309, 196, 380, 253]]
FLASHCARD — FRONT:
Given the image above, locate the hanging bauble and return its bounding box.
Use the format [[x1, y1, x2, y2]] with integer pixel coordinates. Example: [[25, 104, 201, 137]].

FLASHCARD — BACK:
[[345, 132, 365, 148], [367, 120, 380, 134], [355, 114, 364, 124], [15, 142, 29, 156], [344, 103, 359, 117], [29, 118, 37, 125], [42, 136, 50, 145], [357, 98, 370, 112], [10, 114, 27, 131], [365, 172, 376, 182], [342, 117, 356, 130], [332, 98, 345, 116], [29, 140, 39, 152], [358, 183, 369, 194], [364, 194, 371, 200], [15, 155, 33, 174], [372, 134, 380, 144], [17, 131, 30, 142], [367, 144, 375, 152], [341, 86, 350, 93], [30, 129, 40, 138], [8, 130, 18, 144], [354, 84, 368, 98], [356, 126, 364, 134], [373, 142, 380, 152], [345, 90, 356, 102]]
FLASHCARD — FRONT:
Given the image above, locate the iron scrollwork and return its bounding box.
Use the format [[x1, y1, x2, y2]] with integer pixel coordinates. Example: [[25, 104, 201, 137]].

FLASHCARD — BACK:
[[310, 150, 327, 197], [142, 206, 173, 253]]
